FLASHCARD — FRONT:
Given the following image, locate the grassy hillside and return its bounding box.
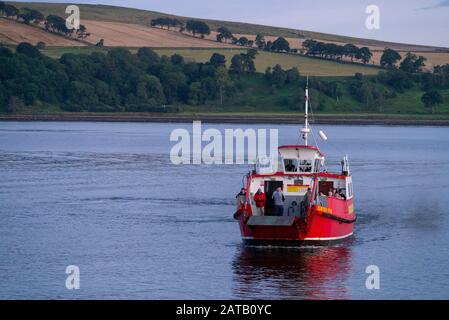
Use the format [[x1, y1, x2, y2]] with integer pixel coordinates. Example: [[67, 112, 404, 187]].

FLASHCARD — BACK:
[[41, 47, 381, 76], [8, 1, 448, 51], [191, 74, 449, 114]]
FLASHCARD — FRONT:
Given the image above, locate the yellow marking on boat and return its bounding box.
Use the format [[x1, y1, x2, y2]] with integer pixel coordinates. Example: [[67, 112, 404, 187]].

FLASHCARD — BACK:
[[348, 204, 354, 214], [286, 185, 309, 193], [316, 206, 333, 214]]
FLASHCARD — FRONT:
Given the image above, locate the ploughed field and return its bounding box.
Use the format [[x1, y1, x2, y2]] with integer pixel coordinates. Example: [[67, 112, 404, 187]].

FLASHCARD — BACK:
[[2, 15, 449, 72], [0, 18, 85, 46]]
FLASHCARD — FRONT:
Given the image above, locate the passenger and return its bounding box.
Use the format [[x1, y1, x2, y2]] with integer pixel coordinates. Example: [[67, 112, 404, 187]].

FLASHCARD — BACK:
[[253, 188, 266, 216], [235, 188, 246, 210], [285, 161, 296, 172], [328, 188, 334, 197], [332, 189, 339, 198], [338, 189, 347, 200], [272, 187, 285, 216], [304, 188, 312, 208], [318, 192, 328, 206], [301, 188, 313, 218]]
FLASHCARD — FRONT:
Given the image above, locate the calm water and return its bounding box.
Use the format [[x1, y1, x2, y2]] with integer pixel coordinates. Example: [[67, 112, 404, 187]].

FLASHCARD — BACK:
[[1, 121, 449, 300]]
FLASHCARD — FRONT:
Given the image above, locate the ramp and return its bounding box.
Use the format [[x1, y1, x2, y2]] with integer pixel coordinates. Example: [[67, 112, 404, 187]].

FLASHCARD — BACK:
[[247, 216, 296, 226]]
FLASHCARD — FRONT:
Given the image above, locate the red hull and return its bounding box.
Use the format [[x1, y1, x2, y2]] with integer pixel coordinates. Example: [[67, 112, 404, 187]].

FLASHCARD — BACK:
[[236, 198, 355, 246]]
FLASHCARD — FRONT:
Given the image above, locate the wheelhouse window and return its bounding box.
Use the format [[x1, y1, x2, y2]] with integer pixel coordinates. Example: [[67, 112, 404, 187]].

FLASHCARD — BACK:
[[299, 160, 312, 172], [314, 159, 321, 173], [284, 159, 298, 173]]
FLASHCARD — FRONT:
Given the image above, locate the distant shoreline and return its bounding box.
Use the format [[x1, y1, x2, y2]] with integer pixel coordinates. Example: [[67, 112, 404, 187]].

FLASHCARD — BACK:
[[1, 113, 449, 126]]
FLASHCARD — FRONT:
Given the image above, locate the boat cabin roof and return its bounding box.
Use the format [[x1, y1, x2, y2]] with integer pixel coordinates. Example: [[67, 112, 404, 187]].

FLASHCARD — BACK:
[[255, 145, 325, 175], [278, 145, 324, 157]]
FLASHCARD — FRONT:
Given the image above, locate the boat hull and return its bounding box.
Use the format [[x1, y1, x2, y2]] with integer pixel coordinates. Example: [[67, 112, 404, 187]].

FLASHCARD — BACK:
[[235, 199, 356, 247], [242, 234, 354, 247]]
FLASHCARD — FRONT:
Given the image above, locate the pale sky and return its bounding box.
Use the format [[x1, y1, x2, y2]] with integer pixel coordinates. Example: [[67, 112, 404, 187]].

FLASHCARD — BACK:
[[14, 0, 449, 47]]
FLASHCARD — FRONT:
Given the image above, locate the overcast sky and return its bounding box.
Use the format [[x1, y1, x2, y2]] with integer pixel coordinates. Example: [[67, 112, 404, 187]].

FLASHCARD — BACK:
[[16, 0, 449, 47]]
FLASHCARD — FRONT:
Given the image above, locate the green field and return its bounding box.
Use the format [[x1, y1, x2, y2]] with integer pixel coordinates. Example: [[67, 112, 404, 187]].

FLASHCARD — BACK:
[[41, 47, 381, 76]]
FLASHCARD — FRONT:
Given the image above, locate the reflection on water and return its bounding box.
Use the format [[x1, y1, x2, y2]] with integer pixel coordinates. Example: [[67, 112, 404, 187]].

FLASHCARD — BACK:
[[232, 245, 352, 299]]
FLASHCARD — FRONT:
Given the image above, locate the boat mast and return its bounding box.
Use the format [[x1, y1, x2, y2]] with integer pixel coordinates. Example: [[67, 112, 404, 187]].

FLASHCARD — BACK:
[[301, 76, 311, 146]]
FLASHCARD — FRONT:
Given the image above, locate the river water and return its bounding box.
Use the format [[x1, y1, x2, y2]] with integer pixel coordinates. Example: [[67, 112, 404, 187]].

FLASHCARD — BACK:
[[0, 121, 448, 299]]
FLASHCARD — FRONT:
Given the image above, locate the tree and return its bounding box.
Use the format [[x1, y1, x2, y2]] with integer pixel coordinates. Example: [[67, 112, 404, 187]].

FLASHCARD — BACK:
[[303, 40, 371, 64], [188, 81, 205, 105], [286, 67, 300, 83], [150, 17, 165, 28], [0, 45, 13, 57], [67, 81, 98, 111], [265, 65, 298, 88], [186, 20, 210, 38], [76, 25, 90, 40], [330, 82, 344, 101], [209, 53, 226, 68], [255, 33, 265, 49], [349, 78, 376, 105], [229, 54, 244, 74], [303, 39, 317, 52], [229, 50, 257, 75], [378, 70, 413, 93], [143, 75, 165, 103], [170, 19, 183, 30], [271, 37, 290, 52], [421, 90, 443, 114], [432, 64, 449, 89], [18, 8, 44, 24], [36, 41, 46, 49], [380, 48, 401, 68], [216, 26, 233, 43], [171, 53, 184, 65], [270, 64, 287, 88], [137, 47, 159, 63], [3, 4, 19, 19], [45, 15, 70, 35], [150, 17, 183, 30], [247, 48, 258, 59], [400, 52, 426, 73], [16, 42, 41, 58], [237, 37, 249, 46], [358, 47, 372, 64], [242, 50, 256, 74], [96, 39, 104, 47], [215, 66, 232, 105], [343, 44, 358, 62], [265, 41, 273, 51], [6, 96, 25, 114]]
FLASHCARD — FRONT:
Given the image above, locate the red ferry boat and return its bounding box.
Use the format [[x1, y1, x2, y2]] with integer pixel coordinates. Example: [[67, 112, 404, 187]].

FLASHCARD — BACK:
[[234, 81, 356, 246]]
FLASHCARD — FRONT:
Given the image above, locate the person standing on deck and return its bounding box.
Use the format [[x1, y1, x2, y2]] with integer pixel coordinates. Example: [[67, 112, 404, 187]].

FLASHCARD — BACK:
[[304, 188, 312, 208], [302, 188, 312, 219], [235, 188, 246, 210], [272, 187, 285, 216], [253, 188, 266, 216]]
